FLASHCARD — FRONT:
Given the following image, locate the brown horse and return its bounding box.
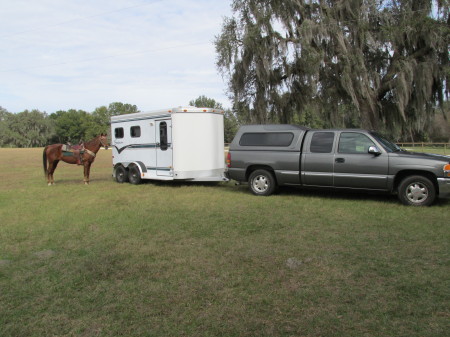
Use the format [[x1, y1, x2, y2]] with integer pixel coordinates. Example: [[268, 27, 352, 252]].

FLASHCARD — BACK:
[[43, 134, 109, 185]]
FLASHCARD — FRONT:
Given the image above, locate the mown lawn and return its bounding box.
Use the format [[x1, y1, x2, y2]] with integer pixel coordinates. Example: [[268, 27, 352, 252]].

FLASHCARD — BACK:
[[0, 148, 449, 336]]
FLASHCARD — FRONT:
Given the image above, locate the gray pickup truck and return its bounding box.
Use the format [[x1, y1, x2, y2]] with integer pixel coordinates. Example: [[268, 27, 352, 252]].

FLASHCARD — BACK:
[[226, 125, 450, 206]]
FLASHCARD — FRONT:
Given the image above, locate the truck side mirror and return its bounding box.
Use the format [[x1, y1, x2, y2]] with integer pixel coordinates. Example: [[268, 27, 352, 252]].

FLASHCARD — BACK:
[[368, 146, 381, 156]]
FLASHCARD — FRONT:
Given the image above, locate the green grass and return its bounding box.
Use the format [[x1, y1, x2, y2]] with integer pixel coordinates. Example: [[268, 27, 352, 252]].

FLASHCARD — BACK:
[[401, 146, 450, 155], [0, 148, 449, 336]]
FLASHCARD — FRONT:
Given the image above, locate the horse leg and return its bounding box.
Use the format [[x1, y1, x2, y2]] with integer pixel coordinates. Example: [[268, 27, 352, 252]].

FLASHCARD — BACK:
[[46, 160, 53, 186], [83, 162, 92, 185], [48, 160, 59, 185]]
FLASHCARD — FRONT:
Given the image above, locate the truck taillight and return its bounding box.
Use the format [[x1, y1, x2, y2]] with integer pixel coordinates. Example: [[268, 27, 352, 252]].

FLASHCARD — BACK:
[[226, 152, 231, 168]]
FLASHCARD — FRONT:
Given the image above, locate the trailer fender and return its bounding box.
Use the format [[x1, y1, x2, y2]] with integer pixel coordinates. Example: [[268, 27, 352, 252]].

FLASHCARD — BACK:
[[129, 162, 147, 175]]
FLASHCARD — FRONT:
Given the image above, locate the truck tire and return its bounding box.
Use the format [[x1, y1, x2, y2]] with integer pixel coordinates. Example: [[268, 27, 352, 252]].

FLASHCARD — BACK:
[[128, 165, 142, 185], [115, 165, 129, 183], [248, 169, 277, 196], [398, 175, 436, 206]]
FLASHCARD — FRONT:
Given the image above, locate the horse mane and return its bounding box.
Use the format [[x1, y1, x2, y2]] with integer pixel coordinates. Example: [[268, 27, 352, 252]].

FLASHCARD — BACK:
[[83, 135, 100, 148]]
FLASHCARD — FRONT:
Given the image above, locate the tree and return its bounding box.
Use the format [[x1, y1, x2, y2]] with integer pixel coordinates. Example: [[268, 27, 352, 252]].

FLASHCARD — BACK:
[[429, 102, 450, 142], [189, 95, 224, 110], [107, 102, 139, 116], [189, 95, 240, 143], [90, 102, 139, 138], [90, 106, 111, 139], [3, 110, 54, 147], [49, 109, 90, 144], [0, 107, 13, 147], [215, 0, 449, 139]]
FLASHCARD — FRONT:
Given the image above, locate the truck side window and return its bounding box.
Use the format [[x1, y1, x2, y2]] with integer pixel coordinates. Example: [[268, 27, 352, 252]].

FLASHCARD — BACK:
[[115, 127, 124, 139], [159, 122, 168, 151], [130, 126, 141, 138], [339, 133, 375, 154], [239, 133, 294, 146], [310, 132, 334, 153]]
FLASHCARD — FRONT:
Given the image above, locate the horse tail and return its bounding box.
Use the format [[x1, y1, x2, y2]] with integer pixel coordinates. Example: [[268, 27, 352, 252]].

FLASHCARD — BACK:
[[43, 146, 48, 175]]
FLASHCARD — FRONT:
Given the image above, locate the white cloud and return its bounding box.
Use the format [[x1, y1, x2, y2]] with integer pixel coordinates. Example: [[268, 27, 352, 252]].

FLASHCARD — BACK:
[[0, 0, 232, 113]]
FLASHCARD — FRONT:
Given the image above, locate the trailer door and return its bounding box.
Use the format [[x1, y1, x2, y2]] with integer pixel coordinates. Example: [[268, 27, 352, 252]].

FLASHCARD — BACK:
[[156, 119, 173, 176]]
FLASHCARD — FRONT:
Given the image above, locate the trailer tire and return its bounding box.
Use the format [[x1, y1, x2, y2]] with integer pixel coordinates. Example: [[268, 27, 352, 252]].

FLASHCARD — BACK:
[[128, 165, 142, 185], [115, 165, 129, 183], [248, 169, 277, 196]]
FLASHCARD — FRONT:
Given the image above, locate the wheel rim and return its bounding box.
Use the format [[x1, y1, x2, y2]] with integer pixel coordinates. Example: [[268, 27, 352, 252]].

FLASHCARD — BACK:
[[116, 168, 125, 182], [406, 182, 428, 204], [252, 175, 269, 192]]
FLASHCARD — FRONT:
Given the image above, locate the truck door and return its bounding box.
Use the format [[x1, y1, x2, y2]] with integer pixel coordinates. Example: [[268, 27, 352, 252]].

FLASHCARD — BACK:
[[156, 120, 172, 176], [333, 132, 388, 190], [301, 131, 336, 186]]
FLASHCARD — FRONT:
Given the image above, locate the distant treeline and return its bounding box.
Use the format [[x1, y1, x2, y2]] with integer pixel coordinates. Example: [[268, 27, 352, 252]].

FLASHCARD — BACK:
[[1, 96, 447, 148], [0, 97, 241, 148], [0, 102, 138, 148]]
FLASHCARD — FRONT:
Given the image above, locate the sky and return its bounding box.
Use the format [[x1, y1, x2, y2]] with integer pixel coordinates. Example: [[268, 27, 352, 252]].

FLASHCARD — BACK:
[[0, 0, 232, 113]]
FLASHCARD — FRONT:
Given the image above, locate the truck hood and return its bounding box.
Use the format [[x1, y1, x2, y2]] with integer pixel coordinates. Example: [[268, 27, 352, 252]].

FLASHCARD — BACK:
[[394, 151, 450, 163]]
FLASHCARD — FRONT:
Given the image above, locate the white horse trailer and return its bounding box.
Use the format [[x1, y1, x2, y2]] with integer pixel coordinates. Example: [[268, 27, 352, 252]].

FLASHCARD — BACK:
[[110, 106, 228, 184]]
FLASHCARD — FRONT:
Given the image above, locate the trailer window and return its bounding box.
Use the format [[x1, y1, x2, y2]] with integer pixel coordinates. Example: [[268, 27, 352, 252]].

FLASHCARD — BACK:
[[130, 126, 141, 138], [239, 133, 294, 146], [159, 122, 168, 151], [310, 132, 335, 153], [114, 127, 124, 139]]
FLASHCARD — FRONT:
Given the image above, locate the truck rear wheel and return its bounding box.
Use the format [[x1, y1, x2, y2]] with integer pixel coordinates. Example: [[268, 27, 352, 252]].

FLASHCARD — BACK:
[[114, 165, 129, 183], [248, 169, 276, 196], [398, 175, 436, 206]]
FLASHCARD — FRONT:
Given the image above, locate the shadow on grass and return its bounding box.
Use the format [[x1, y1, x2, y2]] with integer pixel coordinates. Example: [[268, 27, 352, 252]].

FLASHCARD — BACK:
[[280, 185, 398, 203], [140, 180, 223, 188], [47, 176, 114, 185], [279, 185, 450, 207], [109, 178, 450, 207]]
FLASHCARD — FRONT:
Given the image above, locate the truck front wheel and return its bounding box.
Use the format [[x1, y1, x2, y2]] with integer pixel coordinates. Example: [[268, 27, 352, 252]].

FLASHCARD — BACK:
[[398, 175, 436, 206], [248, 169, 277, 196]]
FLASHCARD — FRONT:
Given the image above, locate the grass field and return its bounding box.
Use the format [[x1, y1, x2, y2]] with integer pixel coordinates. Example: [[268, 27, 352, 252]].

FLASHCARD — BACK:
[[400, 146, 449, 155], [0, 148, 449, 337]]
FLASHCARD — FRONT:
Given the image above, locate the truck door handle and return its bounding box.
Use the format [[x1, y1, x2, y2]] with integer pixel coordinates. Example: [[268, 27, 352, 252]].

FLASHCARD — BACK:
[[335, 158, 345, 163]]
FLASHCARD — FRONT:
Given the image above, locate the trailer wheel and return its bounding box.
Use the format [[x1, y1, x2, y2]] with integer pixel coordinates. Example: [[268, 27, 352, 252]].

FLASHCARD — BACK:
[[248, 169, 276, 196], [115, 165, 129, 183], [128, 165, 142, 185]]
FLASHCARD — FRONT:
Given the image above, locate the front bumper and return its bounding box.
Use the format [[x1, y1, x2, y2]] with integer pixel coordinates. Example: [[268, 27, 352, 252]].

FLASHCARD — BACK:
[[437, 178, 450, 199]]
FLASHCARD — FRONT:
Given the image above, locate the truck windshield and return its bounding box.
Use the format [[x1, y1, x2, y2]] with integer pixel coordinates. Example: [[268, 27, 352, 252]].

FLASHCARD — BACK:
[[370, 132, 402, 153]]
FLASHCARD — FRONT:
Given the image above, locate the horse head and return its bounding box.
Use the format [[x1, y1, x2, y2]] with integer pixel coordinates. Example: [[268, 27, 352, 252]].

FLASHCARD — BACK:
[[99, 133, 109, 150]]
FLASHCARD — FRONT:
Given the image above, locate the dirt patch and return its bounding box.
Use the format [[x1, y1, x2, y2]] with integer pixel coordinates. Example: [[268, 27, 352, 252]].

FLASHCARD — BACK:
[[286, 257, 303, 269], [33, 250, 56, 259]]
